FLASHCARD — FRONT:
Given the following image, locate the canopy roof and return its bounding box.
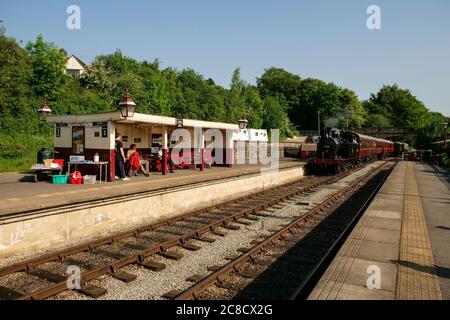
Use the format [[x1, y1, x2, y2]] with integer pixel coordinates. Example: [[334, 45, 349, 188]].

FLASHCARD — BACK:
[[46, 111, 239, 130]]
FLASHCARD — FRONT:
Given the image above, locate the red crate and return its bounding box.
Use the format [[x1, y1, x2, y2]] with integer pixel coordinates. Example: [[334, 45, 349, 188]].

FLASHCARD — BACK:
[[69, 171, 84, 184], [69, 176, 84, 184], [52, 159, 64, 168]]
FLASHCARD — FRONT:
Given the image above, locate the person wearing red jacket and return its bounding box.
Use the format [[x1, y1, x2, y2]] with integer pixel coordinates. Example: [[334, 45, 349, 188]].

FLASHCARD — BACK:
[[126, 144, 150, 177]]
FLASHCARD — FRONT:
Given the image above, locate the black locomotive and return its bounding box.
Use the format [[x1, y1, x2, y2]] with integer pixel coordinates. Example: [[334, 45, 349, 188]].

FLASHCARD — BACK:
[[309, 127, 394, 174], [317, 127, 359, 161]]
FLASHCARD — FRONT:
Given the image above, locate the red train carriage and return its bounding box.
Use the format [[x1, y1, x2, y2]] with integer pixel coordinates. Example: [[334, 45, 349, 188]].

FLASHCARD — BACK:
[[357, 134, 393, 159], [357, 133, 377, 159], [378, 137, 394, 156]]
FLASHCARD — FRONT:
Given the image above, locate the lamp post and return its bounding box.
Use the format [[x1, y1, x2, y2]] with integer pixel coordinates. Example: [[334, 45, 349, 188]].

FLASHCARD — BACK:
[[238, 116, 248, 130], [37, 102, 52, 121], [118, 90, 137, 118], [444, 118, 448, 151]]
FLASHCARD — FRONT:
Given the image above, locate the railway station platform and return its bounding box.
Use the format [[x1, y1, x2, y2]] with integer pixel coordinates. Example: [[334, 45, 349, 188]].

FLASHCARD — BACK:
[[0, 159, 305, 260], [309, 161, 449, 300], [0, 159, 304, 216]]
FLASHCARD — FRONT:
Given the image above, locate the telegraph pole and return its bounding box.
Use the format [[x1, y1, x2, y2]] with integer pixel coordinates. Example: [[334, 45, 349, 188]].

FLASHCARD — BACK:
[[318, 111, 321, 136], [444, 117, 448, 151]]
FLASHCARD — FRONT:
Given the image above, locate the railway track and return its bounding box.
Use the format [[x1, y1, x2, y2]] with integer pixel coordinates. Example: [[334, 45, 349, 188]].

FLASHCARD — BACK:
[[172, 160, 397, 300], [0, 161, 380, 300]]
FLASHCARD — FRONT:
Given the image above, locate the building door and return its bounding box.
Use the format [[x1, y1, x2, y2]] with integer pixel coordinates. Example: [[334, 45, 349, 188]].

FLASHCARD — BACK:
[[72, 126, 85, 154]]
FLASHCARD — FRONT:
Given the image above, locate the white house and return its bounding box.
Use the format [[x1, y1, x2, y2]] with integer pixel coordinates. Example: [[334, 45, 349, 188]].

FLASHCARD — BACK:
[[65, 55, 87, 76]]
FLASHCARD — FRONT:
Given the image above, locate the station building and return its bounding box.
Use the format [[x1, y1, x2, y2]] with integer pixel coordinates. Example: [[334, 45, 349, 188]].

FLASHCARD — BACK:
[[38, 91, 241, 181]]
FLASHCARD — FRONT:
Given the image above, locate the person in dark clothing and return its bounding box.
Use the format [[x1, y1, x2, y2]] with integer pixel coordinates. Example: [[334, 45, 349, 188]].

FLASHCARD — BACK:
[[157, 148, 176, 173], [115, 133, 129, 181]]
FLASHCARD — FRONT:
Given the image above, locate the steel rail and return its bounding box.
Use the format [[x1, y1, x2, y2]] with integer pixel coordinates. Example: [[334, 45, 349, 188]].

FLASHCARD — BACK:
[[9, 165, 367, 300], [0, 173, 324, 277], [173, 160, 396, 300], [289, 160, 398, 299]]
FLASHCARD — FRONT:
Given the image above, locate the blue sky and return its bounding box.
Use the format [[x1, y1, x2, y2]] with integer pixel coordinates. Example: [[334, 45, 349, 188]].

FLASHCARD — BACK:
[[1, 0, 449, 115]]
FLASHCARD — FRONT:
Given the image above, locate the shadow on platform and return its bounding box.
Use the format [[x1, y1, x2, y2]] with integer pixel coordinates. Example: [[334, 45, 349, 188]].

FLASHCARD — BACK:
[[393, 259, 450, 280], [232, 168, 391, 300]]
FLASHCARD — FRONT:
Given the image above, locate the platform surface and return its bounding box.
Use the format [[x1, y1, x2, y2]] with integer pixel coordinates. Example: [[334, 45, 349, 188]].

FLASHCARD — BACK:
[[0, 159, 305, 217], [309, 161, 449, 300], [415, 163, 450, 299]]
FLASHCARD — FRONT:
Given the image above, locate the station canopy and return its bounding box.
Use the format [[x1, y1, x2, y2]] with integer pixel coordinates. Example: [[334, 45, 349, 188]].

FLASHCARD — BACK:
[[47, 111, 239, 131]]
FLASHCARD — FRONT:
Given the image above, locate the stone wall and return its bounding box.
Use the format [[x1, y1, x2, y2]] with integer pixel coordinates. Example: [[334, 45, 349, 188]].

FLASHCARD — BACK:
[[0, 165, 304, 259]]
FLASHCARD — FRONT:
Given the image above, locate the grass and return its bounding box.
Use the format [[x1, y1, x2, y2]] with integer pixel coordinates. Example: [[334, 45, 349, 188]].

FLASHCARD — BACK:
[[0, 155, 36, 173], [0, 133, 52, 173]]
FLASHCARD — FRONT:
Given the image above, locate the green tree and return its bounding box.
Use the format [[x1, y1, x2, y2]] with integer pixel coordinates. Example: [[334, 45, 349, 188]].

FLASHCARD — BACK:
[[226, 68, 246, 123], [54, 79, 111, 116], [364, 113, 392, 128], [262, 96, 293, 138], [177, 68, 207, 119], [363, 84, 428, 128], [243, 86, 264, 129], [416, 112, 445, 147], [96, 50, 140, 76], [80, 61, 116, 95], [257, 67, 301, 110], [25, 35, 68, 100], [293, 78, 342, 130], [338, 89, 366, 129], [0, 27, 46, 135], [257, 70, 365, 131], [262, 96, 285, 130]]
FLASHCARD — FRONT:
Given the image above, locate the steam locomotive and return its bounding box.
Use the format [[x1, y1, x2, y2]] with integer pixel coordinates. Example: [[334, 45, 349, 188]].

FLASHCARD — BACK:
[[308, 127, 394, 174]]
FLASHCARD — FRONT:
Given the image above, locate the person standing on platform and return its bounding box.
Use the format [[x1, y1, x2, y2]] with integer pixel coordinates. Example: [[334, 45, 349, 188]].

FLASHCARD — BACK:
[[115, 133, 130, 181]]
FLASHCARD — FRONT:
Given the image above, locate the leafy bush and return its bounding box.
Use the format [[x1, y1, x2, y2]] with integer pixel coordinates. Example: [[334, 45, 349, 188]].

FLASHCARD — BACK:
[[443, 153, 450, 169], [0, 133, 52, 172]]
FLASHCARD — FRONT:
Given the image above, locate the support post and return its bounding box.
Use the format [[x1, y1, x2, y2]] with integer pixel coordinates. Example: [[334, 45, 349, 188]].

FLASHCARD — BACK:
[[200, 129, 205, 171], [162, 125, 168, 175], [225, 129, 234, 168]]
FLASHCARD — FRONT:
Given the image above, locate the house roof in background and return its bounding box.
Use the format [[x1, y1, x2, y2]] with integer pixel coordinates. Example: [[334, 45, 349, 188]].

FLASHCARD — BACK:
[[66, 55, 87, 69]]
